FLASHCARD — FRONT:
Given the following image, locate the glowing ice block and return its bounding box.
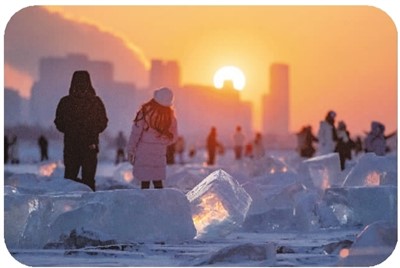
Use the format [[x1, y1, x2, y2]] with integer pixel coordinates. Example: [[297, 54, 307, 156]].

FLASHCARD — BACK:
[[5, 187, 196, 249], [323, 186, 397, 226], [186, 169, 252, 239], [299, 153, 341, 190], [342, 153, 397, 187]]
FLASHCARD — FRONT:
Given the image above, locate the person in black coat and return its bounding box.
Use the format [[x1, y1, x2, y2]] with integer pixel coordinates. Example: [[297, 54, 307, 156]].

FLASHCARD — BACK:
[[335, 121, 354, 170], [4, 135, 10, 164], [38, 135, 49, 161], [54, 70, 108, 191], [114, 131, 127, 165]]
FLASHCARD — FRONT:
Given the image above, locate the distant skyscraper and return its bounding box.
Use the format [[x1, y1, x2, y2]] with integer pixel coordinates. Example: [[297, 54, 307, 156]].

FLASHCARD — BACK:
[[262, 63, 290, 137], [149, 59, 180, 89], [175, 82, 252, 144], [149, 59, 164, 89], [4, 88, 22, 126]]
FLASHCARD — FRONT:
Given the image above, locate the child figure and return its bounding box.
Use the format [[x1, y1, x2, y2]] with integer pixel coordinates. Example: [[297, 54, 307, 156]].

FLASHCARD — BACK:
[[127, 87, 178, 189]]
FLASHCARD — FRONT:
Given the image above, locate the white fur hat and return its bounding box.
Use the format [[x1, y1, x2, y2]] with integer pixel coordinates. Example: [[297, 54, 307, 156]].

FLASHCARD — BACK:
[[153, 87, 174, 107]]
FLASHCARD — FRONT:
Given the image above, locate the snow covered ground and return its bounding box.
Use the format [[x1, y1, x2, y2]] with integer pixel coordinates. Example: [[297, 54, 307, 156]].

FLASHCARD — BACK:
[[2, 140, 399, 266]]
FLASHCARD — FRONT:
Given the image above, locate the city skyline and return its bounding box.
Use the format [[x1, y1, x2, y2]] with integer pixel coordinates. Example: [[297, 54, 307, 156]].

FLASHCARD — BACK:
[[7, 53, 254, 147], [4, 5, 397, 136]]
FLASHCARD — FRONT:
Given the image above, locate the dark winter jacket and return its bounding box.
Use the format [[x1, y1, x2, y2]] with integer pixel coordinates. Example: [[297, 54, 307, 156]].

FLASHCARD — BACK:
[[364, 122, 386, 156], [54, 79, 108, 149], [335, 130, 354, 160], [207, 129, 219, 152]]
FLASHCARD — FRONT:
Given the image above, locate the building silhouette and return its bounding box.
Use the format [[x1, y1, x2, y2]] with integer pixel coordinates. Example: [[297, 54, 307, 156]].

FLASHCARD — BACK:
[[149, 59, 180, 89], [175, 81, 252, 146], [262, 63, 290, 146], [27, 54, 253, 146], [30, 54, 138, 135], [4, 88, 22, 126], [148, 59, 253, 146]]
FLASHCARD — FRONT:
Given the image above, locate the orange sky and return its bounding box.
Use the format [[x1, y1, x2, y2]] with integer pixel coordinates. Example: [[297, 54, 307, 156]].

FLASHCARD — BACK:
[[5, 5, 398, 135]]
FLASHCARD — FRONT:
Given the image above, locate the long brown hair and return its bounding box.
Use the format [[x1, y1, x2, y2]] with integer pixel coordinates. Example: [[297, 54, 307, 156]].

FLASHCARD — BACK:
[[134, 99, 174, 139]]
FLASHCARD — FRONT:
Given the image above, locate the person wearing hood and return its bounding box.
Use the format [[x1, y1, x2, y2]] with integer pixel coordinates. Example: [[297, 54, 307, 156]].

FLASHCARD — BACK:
[[364, 121, 396, 156], [317, 110, 338, 155], [54, 70, 108, 191], [127, 87, 178, 189]]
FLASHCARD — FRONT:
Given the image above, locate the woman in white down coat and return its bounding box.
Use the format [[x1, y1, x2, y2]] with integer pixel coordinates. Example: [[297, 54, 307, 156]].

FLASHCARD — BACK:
[[317, 110, 338, 155], [127, 87, 178, 189]]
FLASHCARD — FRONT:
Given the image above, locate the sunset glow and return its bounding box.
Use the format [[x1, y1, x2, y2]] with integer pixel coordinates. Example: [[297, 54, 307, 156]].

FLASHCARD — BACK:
[[4, 5, 397, 135], [192, 193, 229, 237], [365, 171, 381, 186], [4, 63, 34, 98], [38, 162, 57, 177], [213, 66, 246, 90]]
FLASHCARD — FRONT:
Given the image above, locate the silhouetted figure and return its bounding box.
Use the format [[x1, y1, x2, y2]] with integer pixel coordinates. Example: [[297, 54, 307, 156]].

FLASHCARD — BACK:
[[127, 87, 178, 189], [54, 70, 108, 191], [317, 110, 338, 155], [4, 135, 10, 164], [4, 135, 13, 164], [115, 131, 127, 165], [38, 135, 49, 161], [296, 125, 318, 158], [364, 121, 396, 156], [233, 125, 245, 160], [253, 132, 265, 159], [9, 135, 20, 164], [334, 121, 354, 170], [175, 136, 185, 164], [206, 127, 220, 165]]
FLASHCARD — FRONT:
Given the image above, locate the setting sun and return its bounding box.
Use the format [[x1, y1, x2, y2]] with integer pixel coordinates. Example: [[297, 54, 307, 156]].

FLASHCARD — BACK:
[[213, 66, 246, 91]]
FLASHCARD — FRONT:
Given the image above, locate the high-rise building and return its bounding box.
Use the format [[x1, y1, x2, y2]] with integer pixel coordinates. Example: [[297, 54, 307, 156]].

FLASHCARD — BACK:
[[30, 54, 137, 135], [175, 81, 252, 145], [149, 59, 180, 89], [262, 63, 290, 138], [4, 88, 22, 126]]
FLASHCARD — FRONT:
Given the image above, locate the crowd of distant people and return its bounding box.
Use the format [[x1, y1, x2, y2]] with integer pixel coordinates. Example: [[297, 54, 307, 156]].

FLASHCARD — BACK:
[[90, 108, 397, 175], [4, 109, 396, 175], [4, 133, 50, 165], [4, 70, 397, 191], [296, 110, 397, 170]]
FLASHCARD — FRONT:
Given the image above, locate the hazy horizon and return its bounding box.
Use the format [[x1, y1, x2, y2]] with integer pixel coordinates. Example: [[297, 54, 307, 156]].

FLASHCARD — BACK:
[[3, 5, 398, 135]]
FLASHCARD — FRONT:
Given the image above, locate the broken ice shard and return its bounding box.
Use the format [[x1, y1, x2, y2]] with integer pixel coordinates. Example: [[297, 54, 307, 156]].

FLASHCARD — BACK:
[[299, 153, 342, 190], [342, 153, 397, 187], [186, 169, 252, 239]]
